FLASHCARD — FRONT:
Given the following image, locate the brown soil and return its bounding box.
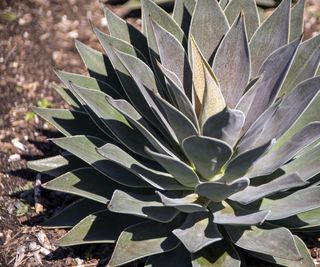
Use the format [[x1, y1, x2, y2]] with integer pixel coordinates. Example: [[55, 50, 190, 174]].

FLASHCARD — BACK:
[[0, 0, 319, 266]]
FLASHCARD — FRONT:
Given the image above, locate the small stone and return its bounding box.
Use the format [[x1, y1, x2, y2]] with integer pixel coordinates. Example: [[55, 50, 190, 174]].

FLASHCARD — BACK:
[[8, 154, 21, 162]]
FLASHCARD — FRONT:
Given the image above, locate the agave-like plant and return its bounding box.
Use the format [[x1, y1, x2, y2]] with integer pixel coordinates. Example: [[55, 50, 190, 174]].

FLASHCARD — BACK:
[[28, 0, 320, 266]]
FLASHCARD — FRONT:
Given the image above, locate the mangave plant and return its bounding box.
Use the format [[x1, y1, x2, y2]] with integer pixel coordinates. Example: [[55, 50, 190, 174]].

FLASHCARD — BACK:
[[28, 0, 320, 266]]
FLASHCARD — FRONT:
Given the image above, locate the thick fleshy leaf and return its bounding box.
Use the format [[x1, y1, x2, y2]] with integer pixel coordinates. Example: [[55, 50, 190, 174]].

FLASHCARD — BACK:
[[56, 210, 143, 246], [106, 97, 177, 157], [249, 0, 291, 77], [108, 190, 179, 223], [249, 122, 320, 177], [146, 148, 200, 187], [182, 135, 233, 180], [172, 0, 196, 36], [224, 0, 259, 39], [290, 0, 305, 42], [72, 85, 156, 158], [53, 84, 82, 109], [202, 108, 245, 147], [104, 7, 150, 61], [109, 220, 180, 266], [211, 202, 270, 225], [52, 136, 149, 188], [191, 240, 241, 267], [156, 191, 207, 213], [196, 178, 249, 202], [189, 0, 229, 64], [115, 49, 179, 143], [281, 144, 320, 182], [248, 236, 315, 267], [142, 0, 185, 56], [56, 70, 121, 99], [75, 40, 120, 88], [97, 143, 188, 190], [279, 34, 320, 96], [230, 173, 305, 204], [33, 108, 107, 140], [43, 198, 106, 229], [273, 208, 320, 230], [27, 154, 85, 177], [191, 37, 226, 125], [256, 187, 320, 220], [43, 167, 118, 204], [155, 95, 198, 144], [237, 38, 301, 132], [152, 20, 193, 101], [212, 13, 250, 108], [225, 225, 301, 261], [239, 77, 320, 154], [146, 244, 192, 267], [221, 141, 273, 183], [157, 63, 198, 126], [173, 213, 222, 253]]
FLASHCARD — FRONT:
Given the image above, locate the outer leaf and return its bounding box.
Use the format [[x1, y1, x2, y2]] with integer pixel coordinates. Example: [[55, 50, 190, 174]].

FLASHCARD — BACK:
[[290, 0, 305, 42], [202, 108, 245, 147], [279, 34, 320, 96], [211, 202, 270, 225], [224, 0, 260, 39], [249, 122, 320, 177], [106, 97, 177, 157], [239, 77, 320, 154], [248, 236, 315, 267], [230, 173, 305, 204], [195, 178, 249, 202], [53, 84, 82, 109], [43, 167, 119, 204], [237, 38, 301, 132], [189, 0, 229, 64], [152, 20, 193, 101], [225, 225, 301, 261], [72, 85, 154, 159], [273, 208, 320, 230], [75, 40, 120, 88], [182, 135, 233, 180], [56, 70, 121, 99], [212, 13, 250, 108], [97, 143, 188, 190], [33, 108, 107, 140], [109, 220, 180, 266], [27, 154, 85, 177], [156, 191, 207, 213], [146, 244, 192, 267], [249, 0, 291, 77], [108, 190, 179, 223], [172, 213, 222, 253], [281, 144, 320, 181], [104, 7, 150, 61], [56, 210, 143, 246], [173, 0, 196, 36], [142, 0, 185, 56], [146, 148, 200, 187], [257, 187, 320, 220], [43, 198, 106, 229], [191, 240, 241, 267], [51, 136, 149, 188]]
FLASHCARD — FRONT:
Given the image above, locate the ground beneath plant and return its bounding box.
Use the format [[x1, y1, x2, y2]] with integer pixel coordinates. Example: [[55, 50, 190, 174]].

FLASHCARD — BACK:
[[0, 0, 320, 266]]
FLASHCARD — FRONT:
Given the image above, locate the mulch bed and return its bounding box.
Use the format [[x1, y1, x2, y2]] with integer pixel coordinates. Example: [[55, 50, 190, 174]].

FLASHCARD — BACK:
[[0, 0, 319, 266]]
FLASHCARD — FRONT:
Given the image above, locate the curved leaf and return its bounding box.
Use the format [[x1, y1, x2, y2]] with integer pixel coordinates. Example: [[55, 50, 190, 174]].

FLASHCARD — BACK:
[[173, 213, 222, 253], [182, 135, 233, 180], [173, 0, 196, 36], [189, 0, 229, 64], [290, 0, 305, 42], [108, 190, 179, 223], [212, 13, 250, 108]]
